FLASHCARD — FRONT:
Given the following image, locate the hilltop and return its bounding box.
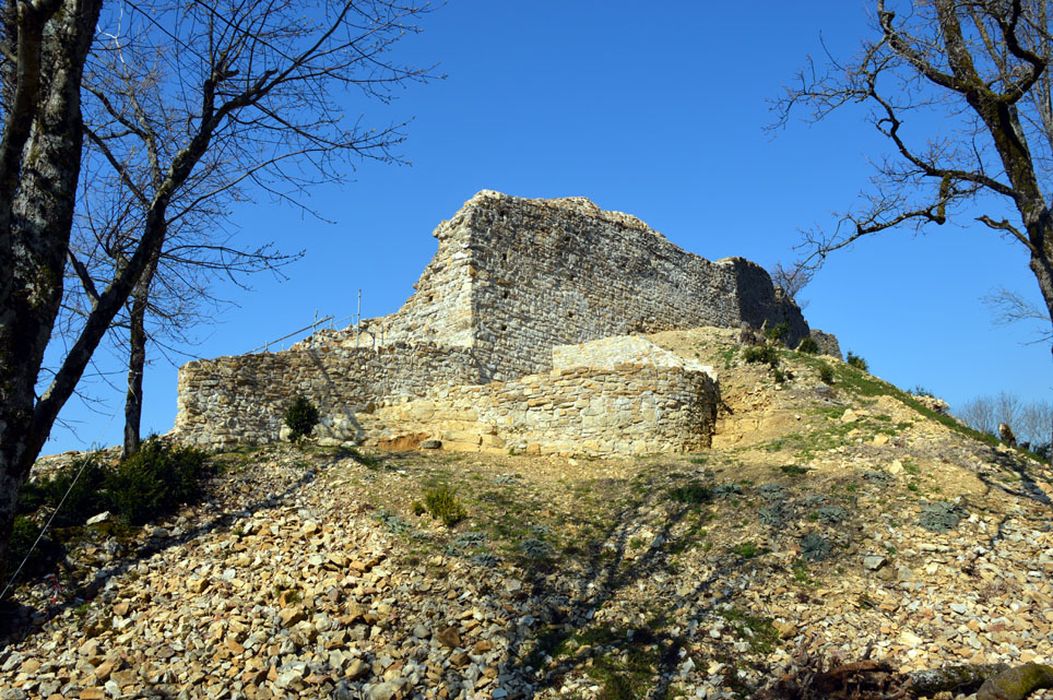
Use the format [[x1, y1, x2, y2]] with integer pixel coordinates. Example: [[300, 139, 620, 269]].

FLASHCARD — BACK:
[[2, 327, 1051, 699]]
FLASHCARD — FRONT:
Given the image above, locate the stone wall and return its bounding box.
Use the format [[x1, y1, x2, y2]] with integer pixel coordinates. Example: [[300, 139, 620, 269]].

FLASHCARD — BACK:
[[304, 191, 811, 381], [353, 363, 718, 457], [175, 191, 832, 456], [175, 335, 718, 456], [175, 343, 480, 448]]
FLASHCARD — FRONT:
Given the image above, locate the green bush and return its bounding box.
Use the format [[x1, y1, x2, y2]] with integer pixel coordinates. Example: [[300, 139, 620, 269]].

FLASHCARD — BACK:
[[284, 396, 319, 442], [30, 453, 110, 527], [818, 364, 834, 385], [797, 337, 820, 354], [669, 481, 712, 505], [846, 352, 869, 372], [742, 344, 779, 367], [4, 516, 64, 579], [107, 439, 210, 525], [423, 483, 467, 527], [764, 322, 789, 343]]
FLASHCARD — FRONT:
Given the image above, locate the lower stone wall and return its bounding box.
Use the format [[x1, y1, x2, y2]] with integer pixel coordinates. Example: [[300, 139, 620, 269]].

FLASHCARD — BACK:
[[358, 363, 718, 457], [174, 343, 481, 448]]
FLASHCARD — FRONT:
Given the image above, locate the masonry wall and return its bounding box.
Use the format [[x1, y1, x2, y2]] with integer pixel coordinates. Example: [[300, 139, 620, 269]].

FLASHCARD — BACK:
[[315, 191, 809, 380], [358, 364, 719, 457], [175, 343, 480, 448]]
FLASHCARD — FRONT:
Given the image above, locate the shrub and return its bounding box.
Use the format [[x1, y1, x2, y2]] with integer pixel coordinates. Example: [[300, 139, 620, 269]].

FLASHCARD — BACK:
[[742, 344, 779, 367], [669, 481, 712, 505], [764, 322, 789, 343], [4, 516, 64, 579], [797, 336, 820, 354], [32, 453, 110, 527], [284, 396, 319, 442], [423, 484, 467, 527], [107, 439, 210, 525], [846, 352, 868, 372], [818, 363, 834, 385]]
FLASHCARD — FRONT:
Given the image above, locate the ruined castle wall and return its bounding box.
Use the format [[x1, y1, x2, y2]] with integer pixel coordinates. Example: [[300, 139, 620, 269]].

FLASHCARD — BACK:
[[360, 364, 718, 456], [174, 344, 481, 448], [296, 192, 809, 380], [462, 193, 808, 380]]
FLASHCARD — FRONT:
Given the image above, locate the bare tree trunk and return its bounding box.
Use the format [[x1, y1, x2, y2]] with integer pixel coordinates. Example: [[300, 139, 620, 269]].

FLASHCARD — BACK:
[[122, 258, 158, 459], [0, 0, 103, 578]]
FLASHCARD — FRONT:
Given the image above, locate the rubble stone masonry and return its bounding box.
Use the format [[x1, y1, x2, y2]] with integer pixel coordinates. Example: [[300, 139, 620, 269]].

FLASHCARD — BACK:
[[175, 191, 831, 455]]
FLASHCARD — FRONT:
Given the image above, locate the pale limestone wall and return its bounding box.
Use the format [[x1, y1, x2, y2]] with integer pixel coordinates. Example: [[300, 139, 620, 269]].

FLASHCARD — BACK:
[[358, 363, 718, 457], [551, 335, 714, 375], [175, 335, 719, 456], [174, 343, 480, 448]]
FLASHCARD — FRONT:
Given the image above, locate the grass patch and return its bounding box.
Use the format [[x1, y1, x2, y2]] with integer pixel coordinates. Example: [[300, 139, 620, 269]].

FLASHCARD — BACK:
[[718, 607, 780, 654], [732, 541, 766, 559], [779, 465, 811, 476], [669, 481, 713, 505]]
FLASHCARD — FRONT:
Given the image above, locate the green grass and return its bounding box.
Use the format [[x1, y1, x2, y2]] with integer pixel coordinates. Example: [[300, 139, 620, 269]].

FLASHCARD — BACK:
[[718, 607, 780, 654], [731, 541, 766, 559]]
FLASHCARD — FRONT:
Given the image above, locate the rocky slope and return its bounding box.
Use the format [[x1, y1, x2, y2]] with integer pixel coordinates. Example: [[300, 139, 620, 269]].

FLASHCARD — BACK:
[[1, 327, 1051, 699]]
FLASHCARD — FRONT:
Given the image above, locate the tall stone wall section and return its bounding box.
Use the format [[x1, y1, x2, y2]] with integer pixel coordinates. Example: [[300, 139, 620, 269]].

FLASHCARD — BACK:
[[320, 191, 809, 381], [175, 344, 480, 448], [350, 363, 718, 457]]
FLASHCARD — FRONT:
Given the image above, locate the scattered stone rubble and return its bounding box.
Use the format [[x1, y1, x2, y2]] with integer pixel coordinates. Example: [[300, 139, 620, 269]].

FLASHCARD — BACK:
[[4, 327, 1051, 699]]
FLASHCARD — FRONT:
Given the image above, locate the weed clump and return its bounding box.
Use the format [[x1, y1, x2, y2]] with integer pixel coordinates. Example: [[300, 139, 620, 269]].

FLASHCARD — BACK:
[[918, 502, 967, 533], [284, 396, 319, 442], [669, 481, 713, 505], [846, 352, 869, 372], [423, 483, 467, 527], [800, 532, 833, 562], [818, 363, 835, 385]]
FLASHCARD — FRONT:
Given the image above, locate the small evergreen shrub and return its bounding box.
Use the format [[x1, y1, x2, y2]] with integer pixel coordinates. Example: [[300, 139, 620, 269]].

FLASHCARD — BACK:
[[764, 322, 789, 343], [107, 439, 210, 525], [818, 364, 834, 385], [4, 516, 64, 579], [284, 396, 319, 442], [846, 352, 869, 372], [34, 453, 110, 527], [797, 337, 820, 354], [742, 344, 779, 367], [423, 484, 467, 527]]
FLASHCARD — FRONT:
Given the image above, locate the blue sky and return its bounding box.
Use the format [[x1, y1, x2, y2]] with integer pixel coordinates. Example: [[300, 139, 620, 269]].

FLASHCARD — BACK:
[[47, 2, 1051, 453]]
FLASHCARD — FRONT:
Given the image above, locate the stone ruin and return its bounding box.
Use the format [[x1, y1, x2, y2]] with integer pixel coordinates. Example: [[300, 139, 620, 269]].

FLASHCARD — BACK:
[[175, 190, 838, 456]]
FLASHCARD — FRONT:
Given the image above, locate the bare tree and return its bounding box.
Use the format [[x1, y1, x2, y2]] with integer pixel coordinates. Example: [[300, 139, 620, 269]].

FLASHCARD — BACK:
[[0, 0, 431, 574], [775, 0, 1053, 354], [957, 391, 1051, 449], [770, 260, 815, 305], [959, 395, 998, 435]]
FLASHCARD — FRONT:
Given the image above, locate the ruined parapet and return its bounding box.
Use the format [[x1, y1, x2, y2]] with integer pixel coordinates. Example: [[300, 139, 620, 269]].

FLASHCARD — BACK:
[[808, 329, 842, 359], [359, 335, 719, 456], [174, 343, 481, 449]]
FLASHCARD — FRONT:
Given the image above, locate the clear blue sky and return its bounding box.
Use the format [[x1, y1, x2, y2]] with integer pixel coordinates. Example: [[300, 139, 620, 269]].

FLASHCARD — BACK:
[[46, 2, 1051, 453]]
